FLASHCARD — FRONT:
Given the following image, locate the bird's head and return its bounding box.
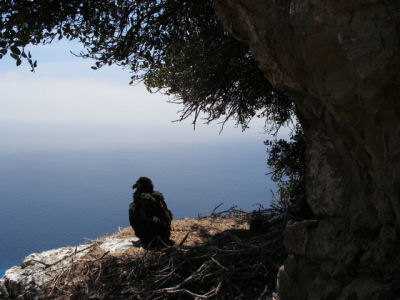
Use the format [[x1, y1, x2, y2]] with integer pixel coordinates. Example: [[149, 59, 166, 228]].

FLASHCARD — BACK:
[[132, 176, 154, 193]]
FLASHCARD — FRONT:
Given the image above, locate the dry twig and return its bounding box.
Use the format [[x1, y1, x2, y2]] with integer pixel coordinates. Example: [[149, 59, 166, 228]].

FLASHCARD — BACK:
[[28, 211, 285, 299]]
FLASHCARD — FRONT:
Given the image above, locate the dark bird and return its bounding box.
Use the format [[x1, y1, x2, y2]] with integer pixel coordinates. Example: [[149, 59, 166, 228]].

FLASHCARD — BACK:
[[129, 177, 173, 248]]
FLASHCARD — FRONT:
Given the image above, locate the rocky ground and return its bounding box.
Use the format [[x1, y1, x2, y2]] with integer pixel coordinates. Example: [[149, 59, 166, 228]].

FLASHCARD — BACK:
[[1, 211, 284, 299]]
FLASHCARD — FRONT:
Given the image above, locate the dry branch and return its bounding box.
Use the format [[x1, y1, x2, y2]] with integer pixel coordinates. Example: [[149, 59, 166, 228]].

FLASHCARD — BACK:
[[29, 211, 285, 299]]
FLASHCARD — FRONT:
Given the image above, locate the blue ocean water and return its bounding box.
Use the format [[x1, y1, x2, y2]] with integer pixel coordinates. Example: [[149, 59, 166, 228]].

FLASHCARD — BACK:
[[0, 142, 274, 277]]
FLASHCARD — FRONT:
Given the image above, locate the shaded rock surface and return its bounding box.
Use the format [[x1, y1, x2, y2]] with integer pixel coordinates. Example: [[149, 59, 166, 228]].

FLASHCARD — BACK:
[[215, 0, 400, 299]]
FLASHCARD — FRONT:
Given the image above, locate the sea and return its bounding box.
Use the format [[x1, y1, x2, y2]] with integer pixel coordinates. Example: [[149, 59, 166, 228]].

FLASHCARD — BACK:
[[0, 122, 276, 277]]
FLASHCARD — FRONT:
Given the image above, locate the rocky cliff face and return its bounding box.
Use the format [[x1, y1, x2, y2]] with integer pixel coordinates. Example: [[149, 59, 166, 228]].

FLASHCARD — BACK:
[[214, 1, 400, 299]]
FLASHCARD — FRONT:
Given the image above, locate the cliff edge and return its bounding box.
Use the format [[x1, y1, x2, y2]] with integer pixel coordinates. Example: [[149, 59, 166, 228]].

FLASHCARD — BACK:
[[1, 214, 284, 299]]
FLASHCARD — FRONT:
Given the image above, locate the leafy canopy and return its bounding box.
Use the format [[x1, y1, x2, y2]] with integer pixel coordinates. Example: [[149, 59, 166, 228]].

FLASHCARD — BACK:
[[265, 123, 313, 220], [0, 0, 293, 129]]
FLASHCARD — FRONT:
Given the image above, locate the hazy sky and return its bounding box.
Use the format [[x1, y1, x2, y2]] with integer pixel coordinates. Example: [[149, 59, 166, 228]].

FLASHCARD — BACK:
[[0, 40, 272, 152]]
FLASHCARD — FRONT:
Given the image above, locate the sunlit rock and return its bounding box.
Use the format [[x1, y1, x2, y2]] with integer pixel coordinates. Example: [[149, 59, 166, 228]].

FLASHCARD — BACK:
[[0, 236, 138, 298]]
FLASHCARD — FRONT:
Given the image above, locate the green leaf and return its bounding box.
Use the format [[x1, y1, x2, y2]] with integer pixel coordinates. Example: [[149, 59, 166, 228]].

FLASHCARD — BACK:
[[10, 45, 21, 55], [91, 66, 97, 70], [10, 53, 19, 60], [16, 58, 22, 66]]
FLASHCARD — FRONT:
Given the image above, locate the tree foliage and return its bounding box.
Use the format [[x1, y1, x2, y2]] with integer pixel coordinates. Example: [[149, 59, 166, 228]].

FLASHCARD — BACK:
[[265, 124, 312, 220], [0, 0, 293, 129]]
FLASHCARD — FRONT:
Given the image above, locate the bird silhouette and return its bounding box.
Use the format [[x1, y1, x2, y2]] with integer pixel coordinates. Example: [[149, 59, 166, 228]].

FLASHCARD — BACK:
[[129, 177, 172, 248]]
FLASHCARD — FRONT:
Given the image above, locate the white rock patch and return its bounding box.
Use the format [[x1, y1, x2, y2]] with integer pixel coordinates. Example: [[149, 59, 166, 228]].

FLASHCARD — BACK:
[[0, 235, 139, 298], [100, 236, 138, 253]]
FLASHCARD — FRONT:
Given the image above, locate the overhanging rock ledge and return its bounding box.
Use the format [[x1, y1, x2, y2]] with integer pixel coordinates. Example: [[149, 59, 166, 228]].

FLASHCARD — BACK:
[[214, 0, 400, 299]]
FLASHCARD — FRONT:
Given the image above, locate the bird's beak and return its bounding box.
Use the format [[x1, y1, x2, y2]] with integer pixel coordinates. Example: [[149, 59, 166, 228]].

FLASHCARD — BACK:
[[132, 184, 137, 189]]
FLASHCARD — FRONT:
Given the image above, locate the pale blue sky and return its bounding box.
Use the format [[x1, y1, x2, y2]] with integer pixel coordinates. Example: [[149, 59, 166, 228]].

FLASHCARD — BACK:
[[0, 40, 274, 152]]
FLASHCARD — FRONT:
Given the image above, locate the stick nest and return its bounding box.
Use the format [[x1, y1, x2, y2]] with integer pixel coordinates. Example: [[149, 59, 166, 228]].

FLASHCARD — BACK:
[[33, 207, 286, 299]]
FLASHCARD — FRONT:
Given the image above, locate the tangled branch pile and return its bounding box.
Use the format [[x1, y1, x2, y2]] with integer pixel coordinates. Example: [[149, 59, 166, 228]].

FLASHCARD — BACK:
[[28, 209, 286, 299]]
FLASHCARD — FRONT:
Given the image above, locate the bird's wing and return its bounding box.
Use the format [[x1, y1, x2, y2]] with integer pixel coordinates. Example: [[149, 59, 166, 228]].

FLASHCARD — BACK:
[[152, 191, 173, 220], [128, 202, 136, 228]]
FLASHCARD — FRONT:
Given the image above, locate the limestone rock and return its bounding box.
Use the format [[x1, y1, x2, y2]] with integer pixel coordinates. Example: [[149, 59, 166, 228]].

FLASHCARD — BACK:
[[0, 236, 138, 298], [214, 0, 400, 298]]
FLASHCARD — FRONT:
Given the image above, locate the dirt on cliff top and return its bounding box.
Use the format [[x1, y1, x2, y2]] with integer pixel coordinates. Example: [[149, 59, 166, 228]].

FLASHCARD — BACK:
[[12, 209, 284, 299]]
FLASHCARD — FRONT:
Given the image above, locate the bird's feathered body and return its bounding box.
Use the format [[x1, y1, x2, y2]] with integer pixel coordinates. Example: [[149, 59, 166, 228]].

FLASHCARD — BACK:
[[129, 177, 172, 247]]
